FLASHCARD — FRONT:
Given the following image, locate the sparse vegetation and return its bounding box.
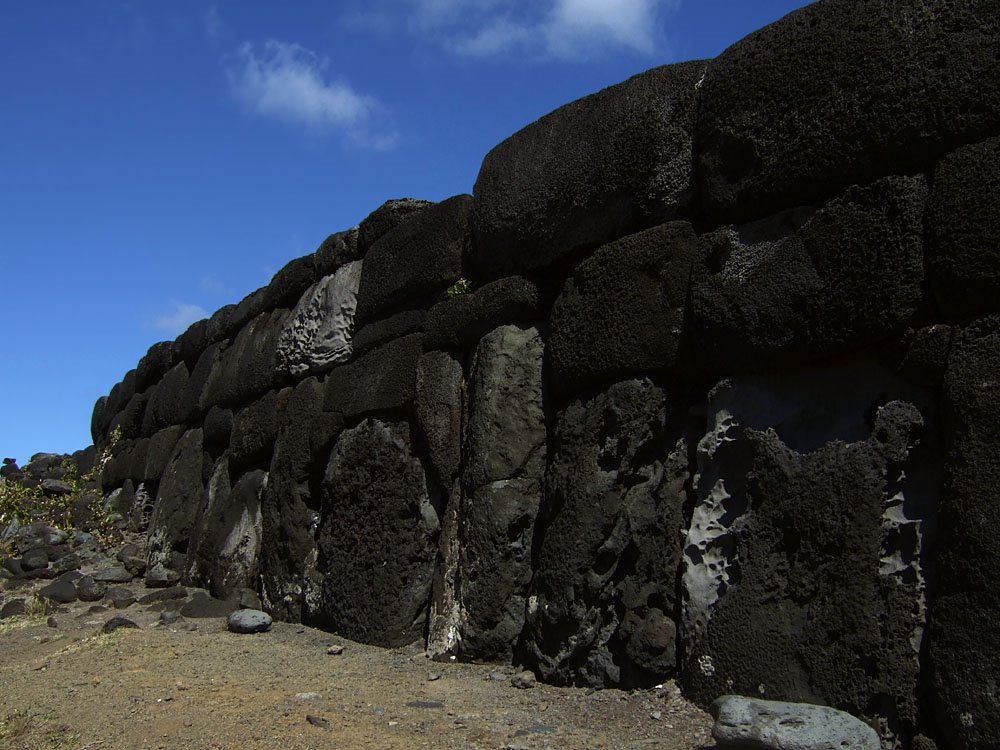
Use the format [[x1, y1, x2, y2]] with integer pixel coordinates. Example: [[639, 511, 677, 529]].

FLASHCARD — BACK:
[[445, 277, 473, 298]]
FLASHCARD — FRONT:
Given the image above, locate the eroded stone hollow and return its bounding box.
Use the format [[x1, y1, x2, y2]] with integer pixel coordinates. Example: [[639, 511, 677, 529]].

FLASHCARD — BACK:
[[90, 2, 1000, 749]]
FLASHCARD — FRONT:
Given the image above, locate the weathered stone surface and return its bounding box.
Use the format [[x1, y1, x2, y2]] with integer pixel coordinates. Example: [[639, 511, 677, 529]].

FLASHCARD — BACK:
[[458, 325, 545, 660], [143, 425, 185, 483], [176, 317, 208, 365], [689, 176, 927, 373], [473, 61, 705, 280], [186, 459, 266, 601], [202, 405, 233, 454], [109, 392, 147, 441], [356, 198, 434, 257], [184, 340, 225, 419], [889, 325, 953, 388], [414, 350, 463, 489], [549, 222, 698, 395], [352, 309, 425, 355], [260, 378, 335, 623], [323, 333, 422, 420], [145, 429, 207, 587], [204, 309, 288, 408], [227, 608, 272, 634], [275, 260, 363, 376], [229, 388, 290, 472], [101, 438, 149, 490], [931, 315, 1000, 750], [927, 137, 1000, 319], [135, 341, 178, 393], [424, 275, 545, 351], [140, 361, 190, 436], [526, 379, 690, 688], [426, 480, 462, 660], [710, 695, 880, 750], [681, 363, 939, 740], [316, 419, 437, 647], [205, 303, 237, 345], [355, 195, 472, 325], [264, 254, 316, 310], [39, 578, 77, 604], [696, 0, 1000, 225], [313, 227, 360, 278]]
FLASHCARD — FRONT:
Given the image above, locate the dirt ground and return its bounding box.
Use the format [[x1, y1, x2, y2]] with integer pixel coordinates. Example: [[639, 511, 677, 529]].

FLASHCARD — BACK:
[[0, 579, 716, 750]]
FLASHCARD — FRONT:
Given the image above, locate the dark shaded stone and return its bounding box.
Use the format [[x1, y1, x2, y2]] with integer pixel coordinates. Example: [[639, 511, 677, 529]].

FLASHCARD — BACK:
[[40, 478, 72, 496], [145, 429, 206, 587], [355, 195, 472, 325], [0, 598, 26, 618], [680, 363, 939, 741], [229, 389, 291, 472], [140, 361, 190, 436], [549, 222, 698, 397], [202, 405, 233, 454], [930, 314, 1000, 750], [203, 309, 288, 408], [458, 325, 545, 660], [323, 333, 422, 420], [135, 341, 179, 394], [689, 175, 927, 373], [101, 438, 149, 489], [181, 591, 238, 619], [260, 377, 338, 622], [927, 136, 1000, 319], [424, 275, 545, 351], [889, 325, 953, 387], [20, 547, 49, 572], [695, 0, 1000, 225], [414, 350, 463, 489], [357, 198, 434, 257], [138, 586, 189, 604], [313, 227, 361, 278], [184, 341, 226, 419], [526, 379, 690, 688], [265, 254, 317, 309], [104, 587, 136, 609], [316, 419, 437, 647], [109, 392, 148, 441], [176, 317, 208, 364], [143, 425, 185, 483], [76, 575, 107, 602], [229, 287, 270, 337], [472, 61, 705, 280], [38, 579, 78, 604], [206, 303, 237, 344], [352, 309, 425, 355], [102, 615, 139, 633], [92, 567, 133, 583]]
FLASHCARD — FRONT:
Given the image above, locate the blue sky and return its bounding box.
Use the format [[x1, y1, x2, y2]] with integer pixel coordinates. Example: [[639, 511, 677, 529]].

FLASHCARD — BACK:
[[0, 0, 812, 465]]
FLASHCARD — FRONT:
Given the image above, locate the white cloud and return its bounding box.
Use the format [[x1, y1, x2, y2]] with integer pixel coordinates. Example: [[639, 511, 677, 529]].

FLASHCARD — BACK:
[[153, 301, 209, 336], [203, 5, 221, 40], [347, 0, 673, 60], [226, 40, 397, 147]]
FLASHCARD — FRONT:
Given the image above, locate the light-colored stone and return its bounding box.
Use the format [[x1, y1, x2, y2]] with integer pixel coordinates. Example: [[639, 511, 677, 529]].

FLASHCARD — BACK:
[[710, 695, 880, 750], [227, 608, 272, 634], [276, 260, 363, 376]]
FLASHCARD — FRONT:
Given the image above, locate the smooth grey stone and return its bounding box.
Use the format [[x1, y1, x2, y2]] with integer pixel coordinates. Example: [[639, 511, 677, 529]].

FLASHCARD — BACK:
[[227, 608, 272, 633], [710, 695, 880, 750], [92, 567, 133, 583]]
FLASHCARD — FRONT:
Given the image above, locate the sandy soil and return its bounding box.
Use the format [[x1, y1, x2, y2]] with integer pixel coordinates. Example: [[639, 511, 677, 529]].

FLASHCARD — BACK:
[[0, 578, 716, 750]]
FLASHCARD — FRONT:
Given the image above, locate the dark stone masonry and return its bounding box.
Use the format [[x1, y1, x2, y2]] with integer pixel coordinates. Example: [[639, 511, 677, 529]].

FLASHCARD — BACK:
[[82, 2, 1000, 748]]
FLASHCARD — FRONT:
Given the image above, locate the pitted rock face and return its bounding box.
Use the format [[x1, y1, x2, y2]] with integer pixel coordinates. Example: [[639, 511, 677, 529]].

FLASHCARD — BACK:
[[276, 260, 363, 376], [710, 695, 880, 750]]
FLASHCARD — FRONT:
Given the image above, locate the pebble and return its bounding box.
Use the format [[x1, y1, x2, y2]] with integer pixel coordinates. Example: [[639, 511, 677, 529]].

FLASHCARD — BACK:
[[510, 671, 536, 689], [306, 714, 330, 729], [326, 644, 345, 655]]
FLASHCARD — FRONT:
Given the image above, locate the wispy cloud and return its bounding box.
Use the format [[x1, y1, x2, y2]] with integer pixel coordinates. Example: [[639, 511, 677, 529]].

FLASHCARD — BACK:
[[153, 301, 209, 336], [345, 0, 674, 60], [203, 5, 221, 40], [226, 40, 398, 149]]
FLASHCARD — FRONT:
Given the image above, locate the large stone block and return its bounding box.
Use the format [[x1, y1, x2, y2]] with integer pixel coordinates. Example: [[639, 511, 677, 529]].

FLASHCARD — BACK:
[[313, 227, 360, 278], [695, 0, 1000, 224], [315, 419, 437, 646], [140, 361, 190, 436], [927, 137, 1000, 320], [323, 333, 422, 420], [458, 325, 545, 660], [424, 275, 545, 351], [275, 260, 363, 376], [146, 428, 208, 587], [526, 379, 691, 688], [930, 315, 1000, 750], [229, 388, 291, 472], [135, 340, 179, 393], [680, 363, 939, 743], [356, 198, 434, 257], [203, 309, 288, 408], [472, 60, 705, 280], [354, 195, 472, 325], [689, 175, 926, 373], [414, 350, 463, 489], [549, 222, 698, 396]]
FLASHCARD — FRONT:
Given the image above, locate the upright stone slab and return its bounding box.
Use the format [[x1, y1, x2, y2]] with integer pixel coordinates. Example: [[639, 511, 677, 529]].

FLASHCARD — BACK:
[[473, 60, 705, 280], [696, 0, 1000, 224], [458, 325, 545, 660], [526, 379, 690, 687], [414, 350, 463, 490], [146, 428, 207, 587], [316, 419, 437, 646], [681, 363, 939, 742], [931, 315, 1000, 750]]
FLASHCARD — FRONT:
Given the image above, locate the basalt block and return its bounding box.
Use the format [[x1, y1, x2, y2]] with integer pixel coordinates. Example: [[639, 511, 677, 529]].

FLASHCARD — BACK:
[[696, 0, 1000, 225], [424, 275, 545, 351], [323, 333, 422, 420], [473, 60, 705, 280]]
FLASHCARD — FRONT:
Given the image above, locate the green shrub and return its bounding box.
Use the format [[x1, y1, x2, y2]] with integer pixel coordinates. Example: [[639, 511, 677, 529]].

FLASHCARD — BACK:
[[446, 277, 473, 299]]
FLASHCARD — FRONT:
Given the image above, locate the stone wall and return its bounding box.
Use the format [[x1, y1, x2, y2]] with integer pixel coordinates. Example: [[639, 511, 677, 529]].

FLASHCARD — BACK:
[[89, 2, 1000, 748]]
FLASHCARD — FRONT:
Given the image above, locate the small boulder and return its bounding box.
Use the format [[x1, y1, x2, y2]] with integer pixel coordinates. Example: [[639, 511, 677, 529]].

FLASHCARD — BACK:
[[76, 575, 107, 602], [20, 548, 50, 572], [102, 616, 139, 634], [92, 567, 133, 583], [511, 672, 536, 690], [38, 579, 78, 604], [710, 695, 880, 750], [40, 479, 73, 496], [0, 598, 26, 618], [103, 587, 137, 609], [227, 609, 272, 634]]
